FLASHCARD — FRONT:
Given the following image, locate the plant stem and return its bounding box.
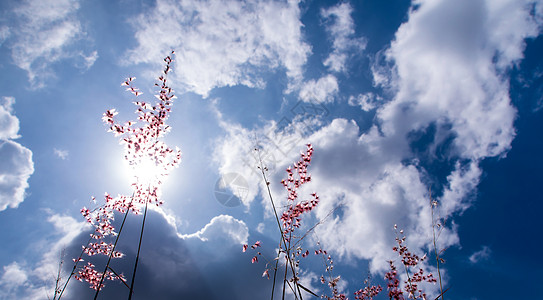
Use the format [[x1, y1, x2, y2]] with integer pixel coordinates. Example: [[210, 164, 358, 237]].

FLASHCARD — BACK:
[[282, 258, 288, 300], [128, 199, 148, 299], [56, 235, 93, 300], [93, 205, 132, 300], [255, 147, 301, 300], [271, 238, 281, 300], [52, 250, 64, 300], [430, 195, 444, 300]]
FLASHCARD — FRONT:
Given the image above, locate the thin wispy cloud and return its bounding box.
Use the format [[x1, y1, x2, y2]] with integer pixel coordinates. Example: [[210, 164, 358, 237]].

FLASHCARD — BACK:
[[54, 148, 69, 160], [4, 0, 96, 88], [469, 245, 492, 264], [321, 2, 367, 73]]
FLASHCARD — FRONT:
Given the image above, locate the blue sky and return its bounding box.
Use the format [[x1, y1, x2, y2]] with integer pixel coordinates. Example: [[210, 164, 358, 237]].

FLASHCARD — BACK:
[[0, 0, 542, 299]]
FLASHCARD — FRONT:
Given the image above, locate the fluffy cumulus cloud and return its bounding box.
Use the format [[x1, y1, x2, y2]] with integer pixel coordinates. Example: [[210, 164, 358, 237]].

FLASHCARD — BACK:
[[321, 2, 367, 73], [47, 210, 267, 300], [180, 214, 249, 245], [312, 0, 542, 271], [4, 0, 96, 88], [126, 0, 311, 97], [0, 209, 251, 299], [0, 97, 19, 140], [212, 0, 543, 275], [0, 97, 33, 212], [318, 0, 542, 271]]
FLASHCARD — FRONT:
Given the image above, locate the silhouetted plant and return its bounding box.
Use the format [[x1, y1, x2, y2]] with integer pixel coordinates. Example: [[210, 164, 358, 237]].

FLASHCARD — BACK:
[[56, 52, 181, 299], [244, 145, 449, 300]]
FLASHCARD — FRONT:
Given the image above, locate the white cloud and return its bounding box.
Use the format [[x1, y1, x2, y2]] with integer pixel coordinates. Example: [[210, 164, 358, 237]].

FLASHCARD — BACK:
[[313, 0, 541, 271], [299, 75, 339, 103], [6, 0, 96, 88], [54, 148, 69, 160], [211, 118, 266, 208], [77, 50, 99, 71], [321, 2, 366, 73], [212, 0, 542, 276], [211, 98, 324, 209], [348, 93, 382, 111], [0, 26, 9, 46], [0, 97, 33, 211], [0, 262, 28, 289], [0, 142, 33, 211], [0, 97, 20, 140], [256, 222, 266, 234], [126, 0, 311, 97], [180, 214, 249, 245], [469, 246, 492, 264]]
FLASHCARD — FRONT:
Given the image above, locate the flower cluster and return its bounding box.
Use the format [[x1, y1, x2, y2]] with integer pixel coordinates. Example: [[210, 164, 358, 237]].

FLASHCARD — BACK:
[[387, 225, 437, 300], [385, 260, 403, 300], [75, 52, 181, 291], [242, 241, 262, 264], [315, 245, 348, 300], [243, 144, 321, 299], [103, 52, 181, 206], [354, 284, 383, 300], [74, 262, 125, 291], [280, 144, 319, 238]]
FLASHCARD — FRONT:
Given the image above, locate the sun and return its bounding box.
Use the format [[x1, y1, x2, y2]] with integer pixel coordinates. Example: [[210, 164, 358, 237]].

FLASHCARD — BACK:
[[122, 155, 163, 186]]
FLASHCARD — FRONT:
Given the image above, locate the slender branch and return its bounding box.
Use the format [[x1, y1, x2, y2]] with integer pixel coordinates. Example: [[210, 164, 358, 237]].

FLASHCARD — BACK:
[[271, 238, 281, 300], [52, 250, 64, 300], [402, 263, 415, 299], [430, 192, 444, 300], [293, 205, 340, 248], [108, 267, 130, 289], [93, 203, 132, 300], [56, 235, 93, 300], [282, 257, 288, 300], [128, 199, 149, 299]]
